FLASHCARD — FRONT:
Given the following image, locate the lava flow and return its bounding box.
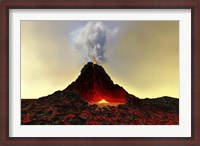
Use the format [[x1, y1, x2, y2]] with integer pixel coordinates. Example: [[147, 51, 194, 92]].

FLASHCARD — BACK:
[[92, 55, 109, 104], [98, 99, 109, 104], [64, 60, 127, 104]]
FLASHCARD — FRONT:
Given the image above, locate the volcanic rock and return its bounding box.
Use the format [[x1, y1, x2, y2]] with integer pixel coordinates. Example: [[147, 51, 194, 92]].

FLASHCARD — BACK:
[[21, 62, 179, 125], [64, 62, 138, 104]]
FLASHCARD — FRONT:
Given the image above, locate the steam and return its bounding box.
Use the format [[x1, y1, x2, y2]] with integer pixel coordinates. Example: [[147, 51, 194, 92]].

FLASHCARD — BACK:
[[70, 21, 119, 63]]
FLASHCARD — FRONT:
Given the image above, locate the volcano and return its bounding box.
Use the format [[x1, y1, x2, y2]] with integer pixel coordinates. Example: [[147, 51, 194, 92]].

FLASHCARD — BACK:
[[21, 62, 179, 125], [64, 62, 137, 104]]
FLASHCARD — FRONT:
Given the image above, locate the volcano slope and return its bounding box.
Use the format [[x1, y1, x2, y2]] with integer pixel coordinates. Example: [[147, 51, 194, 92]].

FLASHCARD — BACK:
[[21, 62, 179, 125]]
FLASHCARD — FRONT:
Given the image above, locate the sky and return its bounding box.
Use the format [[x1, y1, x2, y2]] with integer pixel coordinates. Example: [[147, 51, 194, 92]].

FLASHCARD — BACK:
[[21, 21, 179, 99]]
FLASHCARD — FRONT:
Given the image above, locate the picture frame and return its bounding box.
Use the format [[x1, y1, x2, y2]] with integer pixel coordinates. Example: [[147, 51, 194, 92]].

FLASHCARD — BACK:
[[0, 0, 199, 145]]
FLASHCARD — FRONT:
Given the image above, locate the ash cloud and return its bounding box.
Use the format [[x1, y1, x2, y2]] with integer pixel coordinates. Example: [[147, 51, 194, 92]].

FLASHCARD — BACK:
[[70, 21, 119, 63]]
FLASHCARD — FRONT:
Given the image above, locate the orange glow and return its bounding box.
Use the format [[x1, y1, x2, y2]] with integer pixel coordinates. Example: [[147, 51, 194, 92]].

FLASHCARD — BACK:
[[98, 99, 109, 104], [93, 55, 96, 64]]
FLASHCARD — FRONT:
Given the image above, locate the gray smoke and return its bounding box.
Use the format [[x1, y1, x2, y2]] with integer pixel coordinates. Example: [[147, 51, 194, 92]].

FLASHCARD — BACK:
[[70, 21, 118, 63]]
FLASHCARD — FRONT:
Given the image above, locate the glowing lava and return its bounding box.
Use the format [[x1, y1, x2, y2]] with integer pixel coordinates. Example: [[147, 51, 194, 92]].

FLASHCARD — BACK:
[[65, 62, 127, 104], [93, 55, 97, 64], [98, 99, 109, 104]]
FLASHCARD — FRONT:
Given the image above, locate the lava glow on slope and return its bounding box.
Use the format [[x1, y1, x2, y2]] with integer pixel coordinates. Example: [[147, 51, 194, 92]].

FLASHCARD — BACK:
[[98, 99, 109, 104], [91, 60, 126, 105]]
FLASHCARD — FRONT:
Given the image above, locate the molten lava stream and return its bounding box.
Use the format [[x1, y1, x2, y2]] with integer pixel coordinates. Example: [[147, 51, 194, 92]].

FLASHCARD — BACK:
[[92, 59, 108, 104], [98, 99, 109, 104]]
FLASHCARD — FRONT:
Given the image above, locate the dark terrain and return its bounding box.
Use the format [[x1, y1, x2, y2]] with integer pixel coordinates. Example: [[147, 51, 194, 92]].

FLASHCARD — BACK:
[[21, 62, 179, 125]]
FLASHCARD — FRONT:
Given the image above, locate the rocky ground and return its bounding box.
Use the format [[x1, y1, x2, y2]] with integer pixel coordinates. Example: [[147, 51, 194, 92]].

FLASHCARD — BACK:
[[22, 62, 179, 125], [21, 92, 179, 125]]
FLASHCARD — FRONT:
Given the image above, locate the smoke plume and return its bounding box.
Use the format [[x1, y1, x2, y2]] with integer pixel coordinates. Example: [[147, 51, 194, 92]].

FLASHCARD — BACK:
[[70, 21, 119, 63]]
